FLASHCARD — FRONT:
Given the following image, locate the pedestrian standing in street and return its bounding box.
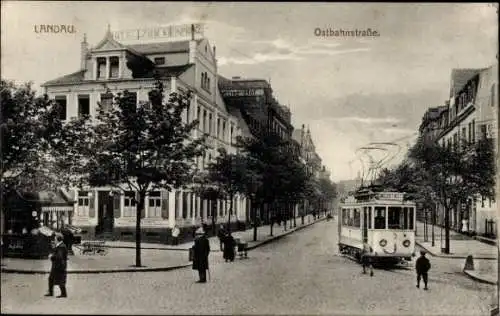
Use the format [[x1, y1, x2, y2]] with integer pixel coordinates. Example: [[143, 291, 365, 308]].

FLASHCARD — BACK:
[[416, 250, 431, 290], [222, 232, 236, 262], [192, 227, 210, 283], [361, 242, 374, 277], [45, 234, 68, 298], [171, 225, 180, 246], [217, 224, 226, 251]]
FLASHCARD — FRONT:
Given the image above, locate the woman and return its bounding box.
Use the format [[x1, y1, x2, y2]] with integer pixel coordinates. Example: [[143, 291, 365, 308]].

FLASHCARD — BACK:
[[222, 232, 236, 262]]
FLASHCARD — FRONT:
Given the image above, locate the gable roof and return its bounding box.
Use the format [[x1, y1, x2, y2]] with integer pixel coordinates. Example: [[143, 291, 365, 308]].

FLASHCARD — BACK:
[[449, 68, 484, 97]]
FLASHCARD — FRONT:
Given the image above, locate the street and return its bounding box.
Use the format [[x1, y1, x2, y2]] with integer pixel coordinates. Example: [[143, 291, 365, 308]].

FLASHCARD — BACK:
[[1, 219, 496, 315]]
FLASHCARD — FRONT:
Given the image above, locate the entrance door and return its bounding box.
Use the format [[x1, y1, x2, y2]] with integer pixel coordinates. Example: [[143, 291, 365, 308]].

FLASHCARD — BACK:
[[97, 191, 114, 235], [362, 207, 369, 242]]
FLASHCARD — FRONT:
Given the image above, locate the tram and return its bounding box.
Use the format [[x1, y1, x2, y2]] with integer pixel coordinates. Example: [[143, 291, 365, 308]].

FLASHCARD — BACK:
[[338, 186, 416, 264]]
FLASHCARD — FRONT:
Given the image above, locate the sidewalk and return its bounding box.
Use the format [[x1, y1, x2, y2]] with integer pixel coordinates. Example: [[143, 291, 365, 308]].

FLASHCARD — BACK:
[[415, 221, 498, 286], [1, 215, 325, 274], [415, 221, 497, 260]]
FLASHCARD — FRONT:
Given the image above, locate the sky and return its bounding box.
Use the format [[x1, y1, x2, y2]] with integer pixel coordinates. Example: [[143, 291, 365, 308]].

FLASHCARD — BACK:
[[2, 2, 498, 181]]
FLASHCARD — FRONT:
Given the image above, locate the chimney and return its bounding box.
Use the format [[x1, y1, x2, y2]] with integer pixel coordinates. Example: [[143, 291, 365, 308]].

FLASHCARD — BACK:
[[213, 45, 216, 57], [188, 26, 197, 63], [81, 33, 88, 70], [191, 24, 195, 40]]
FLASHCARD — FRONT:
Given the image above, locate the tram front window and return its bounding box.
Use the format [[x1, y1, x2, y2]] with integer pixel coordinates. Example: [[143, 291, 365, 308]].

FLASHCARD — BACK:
[[388, 207, 403, 229], [374, 206, 386, 229]]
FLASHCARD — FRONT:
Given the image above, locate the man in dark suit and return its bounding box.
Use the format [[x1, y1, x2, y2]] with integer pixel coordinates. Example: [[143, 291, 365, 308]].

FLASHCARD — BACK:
[[45, 234, 68, 298], [416, 250, 431, 290], [192, 227, 210, 283]]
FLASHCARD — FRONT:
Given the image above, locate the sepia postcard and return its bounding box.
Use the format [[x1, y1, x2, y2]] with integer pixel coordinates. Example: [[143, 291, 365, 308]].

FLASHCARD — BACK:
[[1, 2, 499, 315]]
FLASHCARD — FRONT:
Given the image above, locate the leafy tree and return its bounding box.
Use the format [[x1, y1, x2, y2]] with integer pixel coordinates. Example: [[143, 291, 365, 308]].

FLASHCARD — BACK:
[[318, 176, 337, 215], [406, 136, 495, 253], [236, 133, 308, 238], [57, 82, 206, 266], [1, 80, 67, 196]]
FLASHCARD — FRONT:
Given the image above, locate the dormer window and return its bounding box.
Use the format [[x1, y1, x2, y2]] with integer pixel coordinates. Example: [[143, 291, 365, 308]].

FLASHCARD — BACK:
[[109, 57, 119, 78], [154, 57, 165, 65], [97, 57, 106, 79]]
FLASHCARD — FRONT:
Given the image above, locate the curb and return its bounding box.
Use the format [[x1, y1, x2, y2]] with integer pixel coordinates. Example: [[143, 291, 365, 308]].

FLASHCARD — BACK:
[[247, 217, 326, 251], [1, 263, 192, 275], [463, 269, 498, 285], [0, 218, 326, 274], [415, 241, 497, 260]]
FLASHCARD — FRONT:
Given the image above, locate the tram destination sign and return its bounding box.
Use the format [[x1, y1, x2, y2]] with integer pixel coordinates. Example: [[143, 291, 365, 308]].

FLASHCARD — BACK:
[[220, 88, 265, 98], [376, 192, 405, 201], [112, 23, 204, 42]]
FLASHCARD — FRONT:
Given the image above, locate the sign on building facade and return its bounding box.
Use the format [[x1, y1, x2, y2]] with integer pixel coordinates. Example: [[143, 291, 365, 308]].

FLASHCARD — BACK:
[[113, 23, 204, 42], [220, 88, 265, 98]]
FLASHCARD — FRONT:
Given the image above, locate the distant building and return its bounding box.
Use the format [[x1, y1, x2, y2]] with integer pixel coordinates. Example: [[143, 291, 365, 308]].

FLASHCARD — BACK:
[[41, 27, 250, 242]]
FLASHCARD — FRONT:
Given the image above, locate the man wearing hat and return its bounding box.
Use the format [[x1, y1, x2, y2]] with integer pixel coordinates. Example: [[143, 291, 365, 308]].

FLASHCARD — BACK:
[[45, 234, 68, 298], [415, 250, 431, 290], [192, 227, 210, 283]]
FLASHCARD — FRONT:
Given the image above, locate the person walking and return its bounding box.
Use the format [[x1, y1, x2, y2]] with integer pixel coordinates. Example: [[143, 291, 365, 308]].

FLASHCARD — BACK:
[[222, 232, 236, 262], [361, 242, 374, 277], [416, 250, 431, 290], [45, 234, 68, 298], [217, 224, 226, 251], [171, 225, 180, 246], [192, 227, 210, 283]]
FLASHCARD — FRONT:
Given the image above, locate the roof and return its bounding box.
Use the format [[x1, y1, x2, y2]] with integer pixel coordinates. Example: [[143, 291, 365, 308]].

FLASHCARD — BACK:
[[449, 68, 484, 97], [42, 70, 86, 86], [218, 75, 270, 89], [125, 39, 203, 54]]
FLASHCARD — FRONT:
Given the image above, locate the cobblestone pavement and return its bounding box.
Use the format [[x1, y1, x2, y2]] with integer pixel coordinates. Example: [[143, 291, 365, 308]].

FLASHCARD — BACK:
[[1, 219, 496, 315]]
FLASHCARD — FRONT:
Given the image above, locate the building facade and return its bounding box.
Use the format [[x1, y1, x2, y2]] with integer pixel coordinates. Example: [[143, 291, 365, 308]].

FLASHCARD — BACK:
[[432, 65, 498, 236], [41, 28, 249, 242]]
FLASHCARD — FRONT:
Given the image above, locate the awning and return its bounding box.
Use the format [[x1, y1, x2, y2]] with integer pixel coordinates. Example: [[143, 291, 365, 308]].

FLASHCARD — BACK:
[[14, 189, 74, 212]]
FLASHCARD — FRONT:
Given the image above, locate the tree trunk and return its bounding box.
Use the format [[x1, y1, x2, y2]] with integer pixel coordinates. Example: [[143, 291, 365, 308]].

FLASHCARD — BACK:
[[211, 198, 216, 237], [444, 205, 450, 254], [269, 202, 274, 236], [227, 194, 233, 232], [135, 192, 145, 267], [253, 201, 261, 242]]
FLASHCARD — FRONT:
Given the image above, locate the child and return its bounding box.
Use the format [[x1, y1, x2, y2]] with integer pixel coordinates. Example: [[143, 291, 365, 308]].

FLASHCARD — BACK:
[[415, 250, 431, 290], [361, 242, 374, 277]]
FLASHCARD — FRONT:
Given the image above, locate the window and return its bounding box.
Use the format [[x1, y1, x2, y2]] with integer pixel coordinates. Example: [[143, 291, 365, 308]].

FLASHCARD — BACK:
[[77, 191, 90, 217], [468, 122, 472, 143], [100, 93, 113, 111], [374, 206, 386, 229], [123, 191, 136, 217], [222, 121, 226, 140], [109, 57, 119, 78], [471, 119, 475, 143], [186, 103, 190, 123], [217, 118, 220, 138], [480, 124, 488, 140], [154, 57, 165, 65], [97, 57, 106, 79], [353, 208, 361, 227], [78, 95, 90, 118], [55, 96, 67, 120], [126, 91, 137, 111], [208, 113, 213, 135], [203, 110, 207, 133], [388, 207, 404, 229], [147, 191, 161, 218], [230, 125, 234, 143]]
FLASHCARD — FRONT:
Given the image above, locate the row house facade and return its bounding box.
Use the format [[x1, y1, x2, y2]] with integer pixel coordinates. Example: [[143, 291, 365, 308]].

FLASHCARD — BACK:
[[41, 28, 250, 243], [430, 65, 498, 236]]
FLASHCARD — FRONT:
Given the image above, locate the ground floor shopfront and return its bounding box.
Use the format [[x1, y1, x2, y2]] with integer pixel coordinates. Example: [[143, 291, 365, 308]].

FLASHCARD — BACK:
[[70, 188, 251, 244]]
